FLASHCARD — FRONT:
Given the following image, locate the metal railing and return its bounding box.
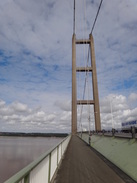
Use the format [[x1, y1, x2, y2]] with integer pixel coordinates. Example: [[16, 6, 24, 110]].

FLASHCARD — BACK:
[[4, 135, 71, 183], [79, 127, 137, 139]]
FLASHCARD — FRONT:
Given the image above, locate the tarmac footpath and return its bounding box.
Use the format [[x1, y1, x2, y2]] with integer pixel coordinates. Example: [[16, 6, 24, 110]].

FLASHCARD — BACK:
[[53, 135, 126, 183]]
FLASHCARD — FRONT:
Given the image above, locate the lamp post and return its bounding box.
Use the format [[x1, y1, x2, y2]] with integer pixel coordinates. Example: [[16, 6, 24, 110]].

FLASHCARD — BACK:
[[110, 96, 115, 129]]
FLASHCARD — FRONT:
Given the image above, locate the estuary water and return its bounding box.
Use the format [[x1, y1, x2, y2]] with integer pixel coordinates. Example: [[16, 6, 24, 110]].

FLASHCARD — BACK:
[[0, 136, 64, 183]]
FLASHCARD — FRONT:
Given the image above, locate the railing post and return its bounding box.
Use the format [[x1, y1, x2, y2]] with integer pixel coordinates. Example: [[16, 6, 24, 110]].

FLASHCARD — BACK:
[[48, 153, 51, 183], [24, 174, 29, 183], [131, 126, 136, 139], [57, 146, 59, 167], [61, 142, 62, 156], [112, 128, 115, 136]]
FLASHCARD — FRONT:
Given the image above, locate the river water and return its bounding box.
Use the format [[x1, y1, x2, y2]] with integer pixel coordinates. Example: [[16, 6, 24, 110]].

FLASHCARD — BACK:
[[0, 136, 64, 183]]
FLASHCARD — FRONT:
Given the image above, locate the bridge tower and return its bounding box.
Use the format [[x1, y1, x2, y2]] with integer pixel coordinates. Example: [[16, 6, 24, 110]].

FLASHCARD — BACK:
[[72, 33, 101, 134]]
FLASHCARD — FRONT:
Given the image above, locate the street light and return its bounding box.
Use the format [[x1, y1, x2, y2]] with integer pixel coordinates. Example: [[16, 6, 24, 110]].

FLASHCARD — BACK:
[[110, 96, 115, 129]]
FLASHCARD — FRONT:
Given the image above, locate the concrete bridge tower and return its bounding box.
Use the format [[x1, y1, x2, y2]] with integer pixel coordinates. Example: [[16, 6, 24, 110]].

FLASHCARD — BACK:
[[71, 33, 101, 134]]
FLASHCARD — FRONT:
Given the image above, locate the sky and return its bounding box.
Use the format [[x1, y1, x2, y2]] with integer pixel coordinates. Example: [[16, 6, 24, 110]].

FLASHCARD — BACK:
[[0, 0, 137, 133]]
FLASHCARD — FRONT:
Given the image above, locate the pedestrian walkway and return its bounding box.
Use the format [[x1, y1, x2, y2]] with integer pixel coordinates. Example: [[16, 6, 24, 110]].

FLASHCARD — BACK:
[[53, 135, 125, 183]]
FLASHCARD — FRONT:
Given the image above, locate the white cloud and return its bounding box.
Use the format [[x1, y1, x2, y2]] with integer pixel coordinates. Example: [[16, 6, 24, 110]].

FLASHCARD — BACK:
[[10, 102, 29, 113], [0, 92, 137, 132], [128, 93, 137, 109], [0, 0, 72, 61], [55, 100, 71, 111], [128, 93, 137, 101], [100, 94, 137, 130], [0, 0, 137, 132], [0, 99, 5, 107], [0, 98, 71, 133]]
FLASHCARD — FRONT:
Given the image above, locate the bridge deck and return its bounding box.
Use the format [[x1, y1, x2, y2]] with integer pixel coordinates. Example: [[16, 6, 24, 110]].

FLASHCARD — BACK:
[[54, 135, 126, 183]]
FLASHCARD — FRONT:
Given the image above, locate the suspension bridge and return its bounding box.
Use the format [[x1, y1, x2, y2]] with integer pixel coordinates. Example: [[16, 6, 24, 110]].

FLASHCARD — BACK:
[[4, 0, 137, 183]]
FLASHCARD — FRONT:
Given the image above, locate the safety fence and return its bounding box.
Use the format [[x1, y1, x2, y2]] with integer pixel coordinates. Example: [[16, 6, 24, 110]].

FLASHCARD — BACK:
[[78, 126, 137, 139], [4, 135, 71, 183]]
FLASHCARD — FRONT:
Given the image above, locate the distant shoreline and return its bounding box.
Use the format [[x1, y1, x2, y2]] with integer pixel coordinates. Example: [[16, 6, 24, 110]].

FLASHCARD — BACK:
[[0, 132, 68, 137]]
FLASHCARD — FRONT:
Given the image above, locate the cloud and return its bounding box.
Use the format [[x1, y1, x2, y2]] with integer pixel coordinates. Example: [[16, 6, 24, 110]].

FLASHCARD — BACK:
[[0, 92, 137, 132], [0, 0, 137, 132], [92, 0, 137, 96], [55, 100, 71, 111], [0, 0, 72, 60], [10, 102, 30, 113], [128, 93, 137, 101], [100, 94, 137, 130], [0, 99, 5, 107], [0, 98, 71, 133]]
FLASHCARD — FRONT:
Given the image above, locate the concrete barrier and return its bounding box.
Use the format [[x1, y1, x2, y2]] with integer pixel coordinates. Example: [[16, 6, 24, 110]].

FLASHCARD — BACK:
[[80, 133, 137, 182]]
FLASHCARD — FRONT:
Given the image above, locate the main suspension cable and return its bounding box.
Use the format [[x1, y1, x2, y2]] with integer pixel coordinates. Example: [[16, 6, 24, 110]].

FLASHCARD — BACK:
[[91, 0, 104, 34], [73, 0, 76, 34]]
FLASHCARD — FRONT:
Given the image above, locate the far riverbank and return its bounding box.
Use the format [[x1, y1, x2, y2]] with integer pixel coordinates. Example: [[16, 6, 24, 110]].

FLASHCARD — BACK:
[[0, 132, 68, 137]]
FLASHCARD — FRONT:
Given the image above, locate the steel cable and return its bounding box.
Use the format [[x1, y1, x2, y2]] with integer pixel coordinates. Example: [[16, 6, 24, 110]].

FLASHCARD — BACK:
[[91, 0, 104, 34]]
